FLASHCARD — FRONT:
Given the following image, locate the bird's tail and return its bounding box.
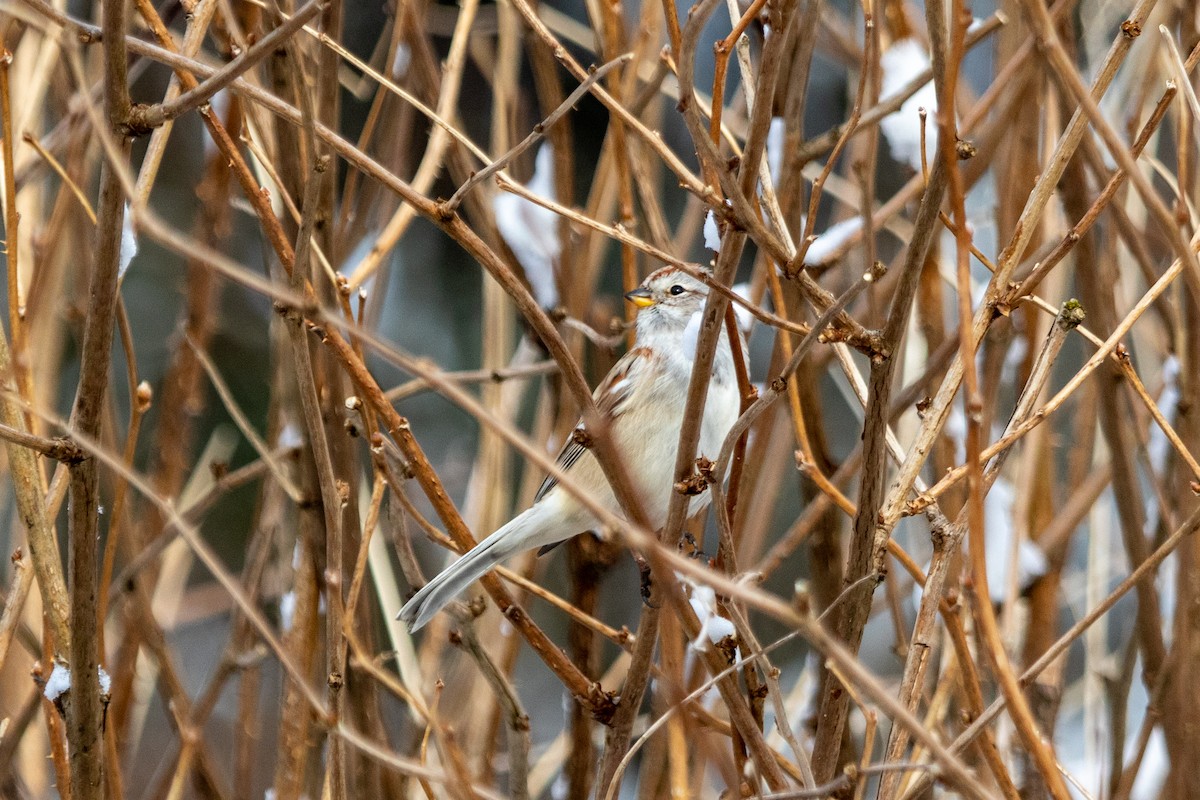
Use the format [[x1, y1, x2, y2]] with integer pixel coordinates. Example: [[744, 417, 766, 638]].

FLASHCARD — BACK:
[[398, 504, 558, 631]]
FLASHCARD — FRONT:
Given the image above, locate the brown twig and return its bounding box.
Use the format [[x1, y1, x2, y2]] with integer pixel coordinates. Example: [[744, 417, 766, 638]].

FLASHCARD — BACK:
[[443, 53, 633, 211], [1013, 83, 1176, 299], [450, 621, 532, 800], [808, 105, 950, 790], [902, 500, 1200, 799], [791, 12, 1006, 166], [0, 550, 34, 672], [313, 323, 617, 720], [62, 0, 136, 791], [0, 423, 82, 462], [131, 0, 327, 131], [0, 48, 26, 402], [876, 0, 1162, 534]]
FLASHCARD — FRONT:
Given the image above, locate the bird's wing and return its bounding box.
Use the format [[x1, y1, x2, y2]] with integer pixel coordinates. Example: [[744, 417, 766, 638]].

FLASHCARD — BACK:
[[533, 346, 653, 504]]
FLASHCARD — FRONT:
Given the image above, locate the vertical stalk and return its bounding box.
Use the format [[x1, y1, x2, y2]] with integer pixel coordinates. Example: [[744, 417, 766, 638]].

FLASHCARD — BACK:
[[66, 0, 133, 791]]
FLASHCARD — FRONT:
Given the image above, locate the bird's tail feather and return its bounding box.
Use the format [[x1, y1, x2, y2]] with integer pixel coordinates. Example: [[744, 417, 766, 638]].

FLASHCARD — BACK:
[[398, 505, 553, 631]]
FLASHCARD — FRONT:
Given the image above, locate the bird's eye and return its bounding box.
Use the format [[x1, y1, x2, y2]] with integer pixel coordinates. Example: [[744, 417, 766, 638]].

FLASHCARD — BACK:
[[669, 284, 685, 296]]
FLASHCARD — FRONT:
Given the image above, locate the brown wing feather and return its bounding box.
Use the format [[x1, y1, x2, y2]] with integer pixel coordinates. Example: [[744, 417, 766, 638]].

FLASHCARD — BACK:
[[532, 347, 651, 504]]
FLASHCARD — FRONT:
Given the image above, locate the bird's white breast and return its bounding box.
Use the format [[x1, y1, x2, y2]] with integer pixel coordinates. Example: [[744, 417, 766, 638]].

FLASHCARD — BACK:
[[612, 325, 740, 528]]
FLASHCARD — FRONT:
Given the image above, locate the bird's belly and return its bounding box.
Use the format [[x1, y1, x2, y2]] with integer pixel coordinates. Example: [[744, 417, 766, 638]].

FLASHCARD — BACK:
[[611, 380, 739, 530], [622, 418, 683, 529], [698, 380, 740, 463]]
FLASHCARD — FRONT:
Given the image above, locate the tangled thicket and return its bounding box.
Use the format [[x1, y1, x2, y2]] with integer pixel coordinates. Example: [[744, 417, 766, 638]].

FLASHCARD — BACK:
[[0, 0, 1198, 798]]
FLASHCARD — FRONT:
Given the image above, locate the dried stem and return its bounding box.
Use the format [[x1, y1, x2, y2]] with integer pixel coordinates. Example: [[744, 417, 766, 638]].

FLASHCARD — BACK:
[[131, 0, 327, 131], [809, 119, 950, 787]]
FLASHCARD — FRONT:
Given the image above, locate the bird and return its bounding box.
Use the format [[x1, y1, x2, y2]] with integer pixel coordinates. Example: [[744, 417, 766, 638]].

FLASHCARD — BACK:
[[398, 267, 742, 631]]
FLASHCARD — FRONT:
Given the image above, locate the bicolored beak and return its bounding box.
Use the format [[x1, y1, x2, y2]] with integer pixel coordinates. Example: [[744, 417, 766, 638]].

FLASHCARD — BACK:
[[624, 286, 655, 308]]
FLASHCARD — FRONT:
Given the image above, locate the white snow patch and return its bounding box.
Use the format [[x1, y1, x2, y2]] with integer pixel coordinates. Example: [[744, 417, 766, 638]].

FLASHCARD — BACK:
[[42, 664, 111, 702], [767, 116, 785, 186], [803, 217, 863, 266], [119, 203, 138, 279], [391, 44, 411, 78], [202, 90, 233, 159], [494, 145, 561, 308], [880, 38, 939, 171], [43, 663, 71, 701], [688, 583, 736, 650], [703, 209, 722, 252], [731, 282, 754, 335], [279, 591, 297, 632], [276, 422, 304, 450]]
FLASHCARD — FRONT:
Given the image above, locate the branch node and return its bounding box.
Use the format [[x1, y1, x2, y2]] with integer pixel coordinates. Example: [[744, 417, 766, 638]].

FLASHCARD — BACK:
[[674, 469, 707, 496], [50, 436, 86, 464], [570, 425, 593, 449], [123, 103, 158, 137], [587, 683, 618, 725]]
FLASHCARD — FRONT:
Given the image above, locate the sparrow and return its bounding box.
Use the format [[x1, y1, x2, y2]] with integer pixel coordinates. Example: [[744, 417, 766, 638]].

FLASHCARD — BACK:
[[399, 267, 741, 631]]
